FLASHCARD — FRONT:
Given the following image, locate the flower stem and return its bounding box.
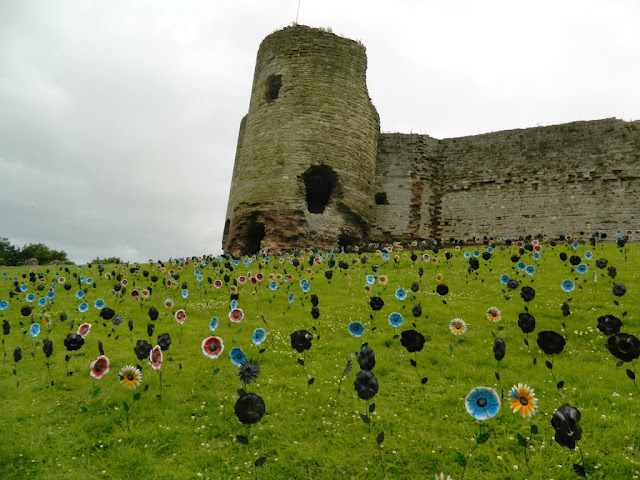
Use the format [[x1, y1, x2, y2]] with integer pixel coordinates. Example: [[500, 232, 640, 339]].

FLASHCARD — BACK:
[[576, 441, 588, 478]]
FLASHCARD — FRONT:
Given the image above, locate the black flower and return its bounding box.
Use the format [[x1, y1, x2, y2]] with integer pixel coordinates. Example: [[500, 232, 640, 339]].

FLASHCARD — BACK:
[[325, 270, 333, 280], [310, 294, 319, 306], [2, 320, 9, 335], [290, 329, 312, 353], [354, 370, 378, 400], [238, 359, 260, 385], [59, 312, 68, 322], [595, 259, 608, 269], [569, 255, 581, 266], [112, 315, 123, 327], [64, 333, 84, 351], [20, 306, 32, 317], [100, 307, 115, 320], [356, 345, 375, 371], [561, 302, 570, 317], [369, 296, 384, 311], [42, 339, 53, 358], [412, 304, 422, 318], [517, 312, 536, 334], [468, 258, 479, 271], [507, 279, 519, 291], [612, 283, 626, 297], [14, 346, 22, 363], [128, 319, 134, 332], [148, 307, 159, 321], [147, 323, 155, 337], [157, 333, 171, 351], [597, 315, 622, 336], [559, 252, 567, 262], [537, 331, 566, 355], [607, 266, 617, 279], [400, 329, 425, 353], [493, 338, 505, 361], [134, 339, 152, 361], [520, 286, 536, 302], [411, 282, 419, 293], [311, 306, 320, 319], [606, 333, 640, 363], [551, 404, 582, 450], [436, 284, 449, 296], [235, 392, 266, 424]]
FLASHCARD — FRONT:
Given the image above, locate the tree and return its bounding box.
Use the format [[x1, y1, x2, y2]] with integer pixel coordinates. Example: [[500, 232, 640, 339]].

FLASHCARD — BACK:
[[0, 237, 21, 266], [92, 256, 122, 265], [20, 243, 68, 264]]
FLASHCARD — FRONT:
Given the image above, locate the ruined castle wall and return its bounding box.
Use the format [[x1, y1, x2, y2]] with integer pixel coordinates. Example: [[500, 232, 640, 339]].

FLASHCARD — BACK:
[[436, 118, 640, 239]]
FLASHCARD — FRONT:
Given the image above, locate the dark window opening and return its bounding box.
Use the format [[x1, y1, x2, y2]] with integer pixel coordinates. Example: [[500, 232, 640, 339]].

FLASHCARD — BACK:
[[338, 233, 358, 250], [375, 192, 389, 205], [245, 222, 265, 255], [303, 165, 337, 214], [265, 74, 282, 101]]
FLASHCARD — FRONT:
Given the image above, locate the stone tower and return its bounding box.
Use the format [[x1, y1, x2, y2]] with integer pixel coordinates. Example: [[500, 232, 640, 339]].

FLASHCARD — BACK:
[[223, 25, 380, 255]]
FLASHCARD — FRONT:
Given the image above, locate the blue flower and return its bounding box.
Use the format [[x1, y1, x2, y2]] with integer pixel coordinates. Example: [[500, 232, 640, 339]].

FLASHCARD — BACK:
[[86, 278, 93, 285], [209, 317, 218, 331], [382, 252, 390, 261], [26, 293, 36, 302], [464, 251, 471, 259], [288, 293, 295, 304], [301, 282, 310, 293], [366, 275, 375, 285], [532, 252, 540, 261], [486, 247, 494, 254], [76, 290, 85, 299], [269, 281, 278, 291], [30, 323, 40, 337], [388, 312, 403, 328], [78, 302, 89, 313], [517, 262, 526, 270], [182, 289, 189, 299], [46, 291, 55, 300], [20, 285, 28, 292], [252, 328, 266, 345], [229, 347, 247, 366], [395, 288, 407, 300], [525, 265, 536, 276], [233, 260, 240, 267], [472, 250, 480, 258], [576, 264, 588, 274], [80, 276, 85, 282], [94, 299, 105, 309], [0, 300, 8, 310], [584, 251, 593, 260], [465, 386, 501, 420], [572, 241, 579, 249], [38, 297, 47, 307], [500, 274, 510, 285], [561, 280, 575, 293], [230, 299, 238, 310], [194, 269, 201, 276], [348, 321, 365, 337], [196, 275, 203, 282]]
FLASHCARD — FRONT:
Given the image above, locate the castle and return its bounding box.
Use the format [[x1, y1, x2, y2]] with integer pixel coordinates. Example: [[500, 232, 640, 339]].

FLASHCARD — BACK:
[[223, 25, 640, 255]]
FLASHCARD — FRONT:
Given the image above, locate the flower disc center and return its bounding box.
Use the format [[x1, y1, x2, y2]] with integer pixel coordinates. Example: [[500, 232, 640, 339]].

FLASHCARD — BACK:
[[477, 397, 487, 407], [519, 395, 529, 405]]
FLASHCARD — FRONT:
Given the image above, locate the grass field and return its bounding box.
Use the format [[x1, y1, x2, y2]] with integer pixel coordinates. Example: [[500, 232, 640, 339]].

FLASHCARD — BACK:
[[1, 240, 639, 479]]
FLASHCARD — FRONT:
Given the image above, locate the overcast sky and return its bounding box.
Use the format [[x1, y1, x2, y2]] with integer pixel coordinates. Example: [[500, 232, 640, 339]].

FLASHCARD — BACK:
[[1, 0, 639, 264]]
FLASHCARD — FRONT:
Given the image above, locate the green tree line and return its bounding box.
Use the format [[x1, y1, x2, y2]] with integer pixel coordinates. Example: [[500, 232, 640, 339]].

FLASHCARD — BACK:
[[0, 237, 69, 266]]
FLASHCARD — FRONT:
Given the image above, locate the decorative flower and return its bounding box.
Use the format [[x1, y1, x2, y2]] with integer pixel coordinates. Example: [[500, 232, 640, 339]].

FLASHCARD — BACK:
[[157, 333, 171, 351], [356, 345, 375, 371], [100, 307, 115, 320], [449, 318, 467, 336], [148, 307, 159, 321], [229, 347, 247, 366], [164, 298, 174, 309], [561, 280, 575, 293], [64, 333, 84, 351], [14, 346, 22, 363], [536, 331, 566, 355], [576, 264, 588, 274], [354, 370, 379, 400], [436, 284, 449, 296], [235, 392, 265, 424], [118, 365, 142, 390], [348, 321, 365, 337], [94, 299, 105, 309], [412, 304, 422, 318], [149, 345, 163, 370], [134, 339, 152, 361], [229, 308, 244, 323], [612, 283, 626, 297], [465, 386, 501, 420], [42, 338, 53, 358], [520, 286, 536, 302], [486, 307, 501, 323], [29, 323, 40, 337], [388, 312, 403, 328], [400, 329, 425, 353], [90, 355, 110, 380], [238, 359, 260, 385], [395, 288, 407, 300], [493, 338, 506, 361], [597, 315, 622, 336], [508, 383, 538, 418], [201, 336, 224, 359], [517, 312, 536, 334], [551, 404, 582, 450], [174, 309, 186, 324], [77, 323, 91, 338], [561, 302, 571, 317], [369, 296, 384, 311], [290, 329, 312, 353], [77, 302, 88, 313], [252, 328, 266, 345], [606, 333, 640, 363]]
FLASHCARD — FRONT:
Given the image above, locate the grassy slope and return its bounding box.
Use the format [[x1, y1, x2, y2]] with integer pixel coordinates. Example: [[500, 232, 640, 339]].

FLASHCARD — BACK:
[[0, 242, 639, 480]]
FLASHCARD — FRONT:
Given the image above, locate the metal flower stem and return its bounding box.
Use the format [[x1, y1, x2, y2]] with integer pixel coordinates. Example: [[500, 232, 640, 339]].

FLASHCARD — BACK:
[[158, 370, 163, 399], [2, 338, 6, 363], [576, 441, 588, 478], [548, 354, 561, 387], [244, 424, 258, 480], [460, 423, 483, 480], [377, 439, 385, 477], [630, 362, 640, 394], [46, 360, 53, 387], [496, 360, 503, 399], [412, 352, 423, 382]]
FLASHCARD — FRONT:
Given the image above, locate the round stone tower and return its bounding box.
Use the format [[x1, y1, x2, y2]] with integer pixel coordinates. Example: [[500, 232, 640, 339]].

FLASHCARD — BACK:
[[223, 25, 380, 255]]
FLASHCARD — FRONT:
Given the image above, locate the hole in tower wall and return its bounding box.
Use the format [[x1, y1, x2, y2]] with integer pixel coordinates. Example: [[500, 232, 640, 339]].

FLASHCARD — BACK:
[[265, 74, 282, 101], [375, 192, 389, 205], [245, 221, 265, 255], [338, 233, 358, 251], [303, 165, 337, 214]]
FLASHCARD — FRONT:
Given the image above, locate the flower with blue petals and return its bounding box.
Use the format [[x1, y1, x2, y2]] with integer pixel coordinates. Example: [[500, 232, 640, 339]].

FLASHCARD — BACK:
[[86, 278, 93, 284], [196, 275, 203, 282], [194, 269, 201, 276], [230, 299, 238, 310], [76, 290, 85, 299], [561, 280, 575, 293], [94, 299, 105, 309], [525, 265, 536, 276], [20, 284, 28, 292], [38, 297, 47, 307], [301, 282, 310, 293], [532, 252, 540, 261], [348, 321, 365, 337], [576, 264, 588, 274], [465, 386, 501, 420], [30, 323, 40, 337], [229, 347, 247, 366], [269, 281, 278, 291], [388, 312, 403, 328], [288, 293, 295, 303], [473, 250, 480, 258], [572, 241, 579, 249], [182, 289, 189, 299], [252, 328, 266, 345], [500, 274, 510, 285], [584, 251, 593, 260], [26, 293, 36, 302], [78, 302, 89, 313], [464, 251, 471, 259], [366, 275, 375, 285], [395, 288, 407, 300], [46, 291, 55, 300], [209, 317, 218, 331], [80, 276, 85, 282], [0, 300, 8, 310], [381, 252, 390, 261], [517, 262, 526, 271]]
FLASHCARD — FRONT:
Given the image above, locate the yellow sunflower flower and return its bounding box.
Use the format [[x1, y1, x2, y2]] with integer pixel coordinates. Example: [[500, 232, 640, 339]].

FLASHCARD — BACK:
[[508, 383, 538, 418], [118, 365, 142, 390]]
